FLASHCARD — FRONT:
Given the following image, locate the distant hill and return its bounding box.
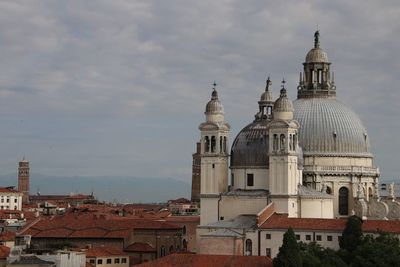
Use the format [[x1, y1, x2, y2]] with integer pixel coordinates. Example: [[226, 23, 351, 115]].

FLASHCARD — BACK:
[[0, 174, 191, 203]]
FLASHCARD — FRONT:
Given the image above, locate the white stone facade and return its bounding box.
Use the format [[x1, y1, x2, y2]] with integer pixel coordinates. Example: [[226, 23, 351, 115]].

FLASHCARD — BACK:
[[0, 188, 23, 211]]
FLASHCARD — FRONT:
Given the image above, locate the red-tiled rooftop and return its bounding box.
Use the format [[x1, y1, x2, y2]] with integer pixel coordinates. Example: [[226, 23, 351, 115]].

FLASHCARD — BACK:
[[165, 216, 200, 223], [0, 187, 20, 193], [86, 247, 127, 257], [125, 242, 156, 252], [0, 245, 10, 259], [135, 254, 272, 267], [0, 231, 16, 241], [261, 213, 346, 231], [20, 216, 181, 239], [261, 213, 400, 234]]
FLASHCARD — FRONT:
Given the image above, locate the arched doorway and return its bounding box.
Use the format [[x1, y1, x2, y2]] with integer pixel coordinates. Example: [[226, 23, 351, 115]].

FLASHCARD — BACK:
[[339, 187, 349, 215]]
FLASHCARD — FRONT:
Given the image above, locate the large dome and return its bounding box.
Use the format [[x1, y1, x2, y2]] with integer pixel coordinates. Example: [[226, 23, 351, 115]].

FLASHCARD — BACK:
[[293, 98, 372, 158], [230, 120, 269, 168]]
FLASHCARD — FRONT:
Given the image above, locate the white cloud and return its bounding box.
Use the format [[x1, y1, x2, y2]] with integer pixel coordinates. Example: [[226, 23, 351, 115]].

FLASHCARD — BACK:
[[0, 0, 398, 182]]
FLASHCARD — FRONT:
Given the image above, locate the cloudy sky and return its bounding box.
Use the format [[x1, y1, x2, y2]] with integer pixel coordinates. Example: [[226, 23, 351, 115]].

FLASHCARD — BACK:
[[0, 0, 399, 185]]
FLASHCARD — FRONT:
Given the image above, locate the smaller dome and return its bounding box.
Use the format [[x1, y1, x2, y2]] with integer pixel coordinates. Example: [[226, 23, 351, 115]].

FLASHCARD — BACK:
[[205, 89, 224, 114], [305, 47, 329, 63], [260, 90, 273, 102], [273, 88, 293, 112]]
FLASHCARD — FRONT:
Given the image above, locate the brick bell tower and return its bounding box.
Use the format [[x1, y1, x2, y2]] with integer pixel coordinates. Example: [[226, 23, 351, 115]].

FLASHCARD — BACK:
[[18, 157, 30, 204]]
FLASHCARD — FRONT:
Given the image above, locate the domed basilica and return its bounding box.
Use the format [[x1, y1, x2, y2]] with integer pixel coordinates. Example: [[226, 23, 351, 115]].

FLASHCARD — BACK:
[[195, 31, 390, 224], [194, 31, 399, 256]]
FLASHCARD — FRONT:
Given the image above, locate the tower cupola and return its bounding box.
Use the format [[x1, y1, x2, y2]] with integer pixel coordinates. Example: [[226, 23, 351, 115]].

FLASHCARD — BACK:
[[205, 82, 225, 123], [255, 77, 274, 120], [298, 30, 336, 98]]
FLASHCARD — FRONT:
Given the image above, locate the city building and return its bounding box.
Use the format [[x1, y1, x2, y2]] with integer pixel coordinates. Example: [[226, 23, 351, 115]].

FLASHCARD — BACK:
[[85, 247, 128, 267], [17, 214, 183, 265], [0, 188, 23, 211]]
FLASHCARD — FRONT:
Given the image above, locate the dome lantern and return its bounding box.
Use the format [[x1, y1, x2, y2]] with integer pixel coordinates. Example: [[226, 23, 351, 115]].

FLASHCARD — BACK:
[[298, 31, 336, 99], [255, 77, 274, 121], [273, 79, 294, 120]]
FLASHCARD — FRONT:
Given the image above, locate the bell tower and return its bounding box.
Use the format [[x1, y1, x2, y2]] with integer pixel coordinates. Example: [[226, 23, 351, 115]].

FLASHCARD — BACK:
[[269, 80, 302, 217], [18, 157, 30, 204], [199, 82, 230, 225]]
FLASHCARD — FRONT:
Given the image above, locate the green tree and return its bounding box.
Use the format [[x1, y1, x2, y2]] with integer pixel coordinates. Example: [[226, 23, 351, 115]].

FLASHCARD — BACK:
[[299, 242, 347, 267], [273, 228, 302, 267], [339, 215, 363, 253], [351, 233, 400, 267]]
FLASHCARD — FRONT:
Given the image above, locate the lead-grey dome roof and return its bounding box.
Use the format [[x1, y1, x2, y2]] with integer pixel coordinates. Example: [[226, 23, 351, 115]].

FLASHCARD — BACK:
[[293, 98, 372, 157], [230, 121, 269, 168]]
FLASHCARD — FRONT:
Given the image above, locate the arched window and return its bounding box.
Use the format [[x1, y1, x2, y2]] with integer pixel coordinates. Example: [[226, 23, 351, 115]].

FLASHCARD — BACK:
[[219, 136, 223, 153], [273, 134, 278, 151], [339, 187, 349, 215], [160, 246, 166, 257], [205, 136, 210, 153], [289, 134, 293, 151], [223, 137, 227, 153], [280, 134, 286, 151], [293, 134, 297, 149], [169, 245, 174, 254], [368, 187, 373, 198], [211, 136, 216, 153], [245, 239, 252, 256], [267, 106, 272, 116], [182, 225, 186, 235]]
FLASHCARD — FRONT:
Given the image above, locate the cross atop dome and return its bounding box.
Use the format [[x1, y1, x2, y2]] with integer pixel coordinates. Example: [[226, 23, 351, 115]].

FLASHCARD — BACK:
[[280, 78, 288, 97], [211, 81, 219, 100]]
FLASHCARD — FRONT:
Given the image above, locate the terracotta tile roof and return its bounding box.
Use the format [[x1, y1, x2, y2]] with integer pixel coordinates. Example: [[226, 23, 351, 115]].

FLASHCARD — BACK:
[[260, 213, 346, 231], [125, 242, 156, 252], [0, 187, 20, 193], [0, 231, 16, 241], [86, 247, 127, 257], [363, 220, 400, 234], [135, 254, 272, 267], [123, 204, 165, 212], [20, 216, 181, 239], [261, 213, 400, 234], [0, 245, 10, 259], [165, 216, 200, 223]]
